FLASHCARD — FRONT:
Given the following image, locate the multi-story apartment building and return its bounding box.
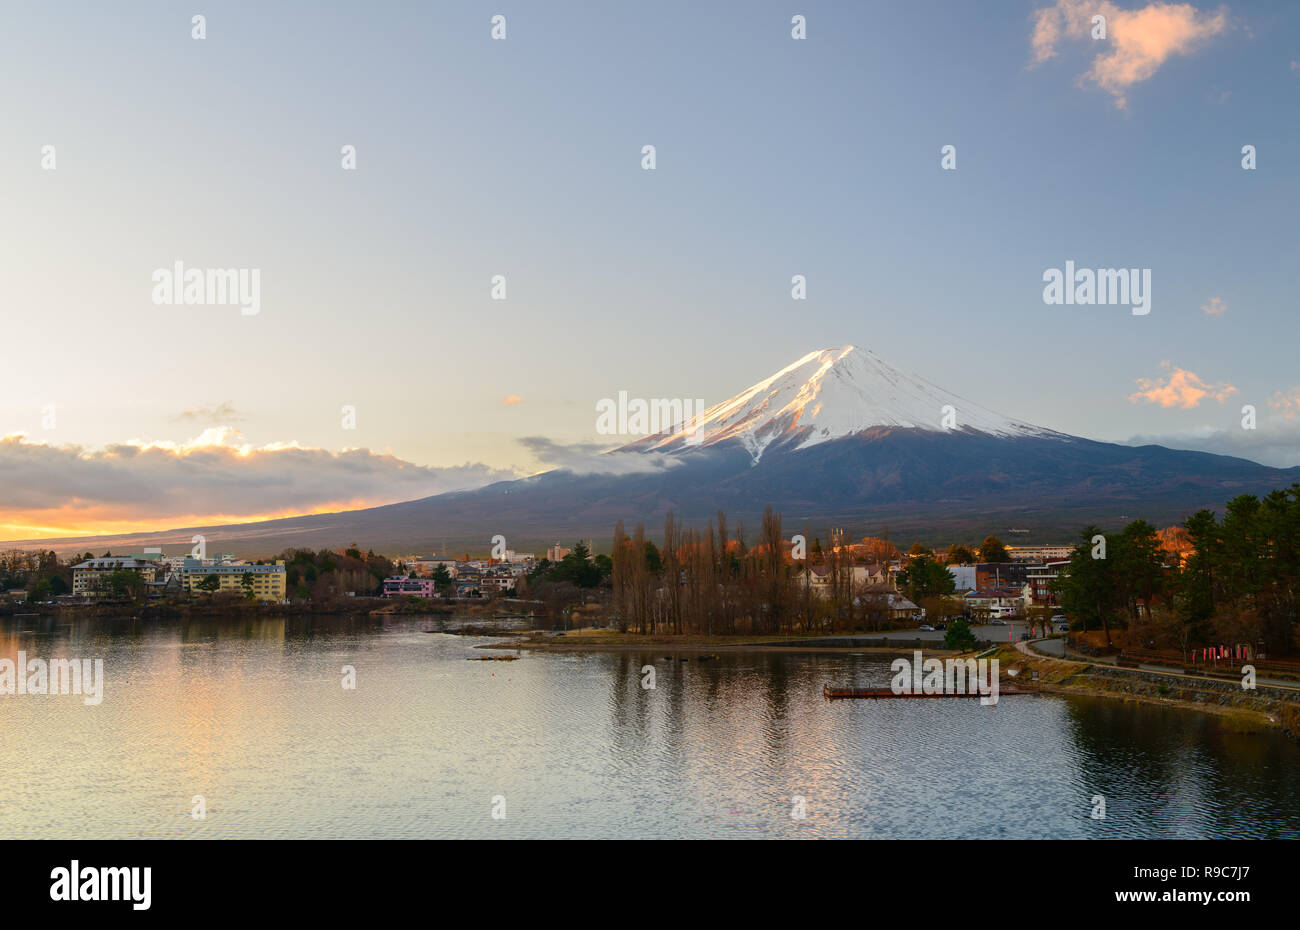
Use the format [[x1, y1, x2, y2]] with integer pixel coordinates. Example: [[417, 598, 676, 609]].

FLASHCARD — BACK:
[[159, 555, 190, 578], [180, 558, 287, 600], [71, 558, 159, 596], [974, 562, 1035, 590], [546, 543, 571, 562], [480, 571, 516, 593], [1025, 561, 1069, 606], [1006, 545, 1074, 563]]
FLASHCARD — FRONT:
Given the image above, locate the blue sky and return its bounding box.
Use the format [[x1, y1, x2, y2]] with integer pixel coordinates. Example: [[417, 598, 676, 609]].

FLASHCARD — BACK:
[[0, 0, 1297, 536]]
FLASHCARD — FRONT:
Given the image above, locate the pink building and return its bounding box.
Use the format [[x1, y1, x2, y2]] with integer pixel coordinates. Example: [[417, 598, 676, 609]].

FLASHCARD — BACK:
[[382, 576, 440, 598]]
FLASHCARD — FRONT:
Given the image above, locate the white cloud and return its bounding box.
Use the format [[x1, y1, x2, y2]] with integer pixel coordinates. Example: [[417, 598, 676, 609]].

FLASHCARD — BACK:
[[0, 430, 517, 523], [516, 436, 686, 476], [1128, 421, 1300, 468]]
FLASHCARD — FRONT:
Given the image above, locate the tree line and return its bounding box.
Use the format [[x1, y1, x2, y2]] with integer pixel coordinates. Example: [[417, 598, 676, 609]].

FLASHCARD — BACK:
[[1054, 486, 1300, 655], [608, 507, 941, 636]]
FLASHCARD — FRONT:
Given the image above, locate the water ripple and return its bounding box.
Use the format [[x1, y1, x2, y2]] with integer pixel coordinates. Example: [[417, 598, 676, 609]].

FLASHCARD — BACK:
[[1, 620, 1297, 838]]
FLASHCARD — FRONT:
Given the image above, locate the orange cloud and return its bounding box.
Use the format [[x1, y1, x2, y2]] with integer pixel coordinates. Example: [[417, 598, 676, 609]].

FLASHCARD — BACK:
[[1130, 363, 1237, 408], [1201, 296, 1227, 316], [1270, 389, 1300, 418], [0, 505, 365, 542], [503, 395, 523, 405], [1031, 1, 1230, 108]]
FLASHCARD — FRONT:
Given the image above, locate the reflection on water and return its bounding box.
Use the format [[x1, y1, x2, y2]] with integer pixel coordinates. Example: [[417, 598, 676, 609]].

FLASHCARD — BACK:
[[1, 616, 1298, 839]]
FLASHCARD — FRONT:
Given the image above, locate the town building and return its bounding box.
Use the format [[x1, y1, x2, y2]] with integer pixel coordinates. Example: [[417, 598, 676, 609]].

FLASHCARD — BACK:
[[974, 562, 1034, 590], [71, 557, 159, 596], [1005, 545, 1074, 563], [407, 556, 458, 577], [146, 574, 183, 598], [454, 570, 483, 597], [382, 576, 441, 598], [802, 562, 892, 596], [854, 563, 889, 586], [180, 558, 287, 600], [855, 588, 921, 621], [546, 543, 572, 562], [159, 555, 190, 578], [1025, 561, 1069, 606], [963, 586, 1028, 617], [947, 564, 977, 592], [480, 570, 516, 594]]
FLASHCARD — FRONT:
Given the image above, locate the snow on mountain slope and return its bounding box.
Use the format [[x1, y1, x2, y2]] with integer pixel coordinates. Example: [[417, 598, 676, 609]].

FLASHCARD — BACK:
[[623, 346, 1056, 462]]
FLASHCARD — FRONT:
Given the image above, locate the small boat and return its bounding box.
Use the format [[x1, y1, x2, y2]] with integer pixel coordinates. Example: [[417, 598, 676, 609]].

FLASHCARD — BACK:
[[823, 683, 1034, 699]]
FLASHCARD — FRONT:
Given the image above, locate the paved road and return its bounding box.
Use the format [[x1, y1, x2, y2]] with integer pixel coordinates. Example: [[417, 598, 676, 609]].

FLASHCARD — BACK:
[[1027, 636, 1066, 657]]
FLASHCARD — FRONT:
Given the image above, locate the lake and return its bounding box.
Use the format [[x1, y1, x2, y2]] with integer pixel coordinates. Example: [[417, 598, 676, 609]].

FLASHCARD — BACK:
[[2, 615, 1297, 839]]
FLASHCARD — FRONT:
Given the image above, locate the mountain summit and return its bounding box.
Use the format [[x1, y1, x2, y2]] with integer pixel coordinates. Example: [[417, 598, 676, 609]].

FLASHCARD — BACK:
[[9, 346, 1299, 556], [623, 345, 1051, 462]]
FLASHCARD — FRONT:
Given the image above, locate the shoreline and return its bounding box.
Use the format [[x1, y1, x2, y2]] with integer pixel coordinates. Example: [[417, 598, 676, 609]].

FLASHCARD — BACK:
[[482, 640, 962, 655], [478, 630, 966, 656], [480, 633, 1300, 740], [995, 645, 1300, 739]]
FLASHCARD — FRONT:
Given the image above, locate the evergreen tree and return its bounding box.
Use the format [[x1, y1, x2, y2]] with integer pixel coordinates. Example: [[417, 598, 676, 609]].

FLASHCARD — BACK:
[[978, 536, 1010, 563]]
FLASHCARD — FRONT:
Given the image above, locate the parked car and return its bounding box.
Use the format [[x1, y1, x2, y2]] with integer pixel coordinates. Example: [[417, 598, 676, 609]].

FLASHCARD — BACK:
[[918, 624, 935, 631], [989, 619, 1008, 626]]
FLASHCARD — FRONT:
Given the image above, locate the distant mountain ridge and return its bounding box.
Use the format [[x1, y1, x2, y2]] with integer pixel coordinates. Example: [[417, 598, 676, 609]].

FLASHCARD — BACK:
[[7, 347, 1298, 556]]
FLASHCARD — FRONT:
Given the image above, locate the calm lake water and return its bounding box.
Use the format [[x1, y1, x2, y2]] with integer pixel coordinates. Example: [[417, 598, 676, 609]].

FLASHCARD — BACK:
[[2, 615, 1298, 839]]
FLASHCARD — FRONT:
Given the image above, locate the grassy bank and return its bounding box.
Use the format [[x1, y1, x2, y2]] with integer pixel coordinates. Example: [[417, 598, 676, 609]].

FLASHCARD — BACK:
[[991, 645, 1300, 739]]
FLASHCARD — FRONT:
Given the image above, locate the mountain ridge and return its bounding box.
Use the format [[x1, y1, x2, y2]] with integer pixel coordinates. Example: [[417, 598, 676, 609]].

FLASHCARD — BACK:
[[5, 347, 1297, 556]]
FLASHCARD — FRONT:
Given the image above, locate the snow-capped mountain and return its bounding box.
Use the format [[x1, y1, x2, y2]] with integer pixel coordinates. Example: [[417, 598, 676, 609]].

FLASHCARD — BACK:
[[12, 347, 1299, 556], [622, 345, 1055, 462]]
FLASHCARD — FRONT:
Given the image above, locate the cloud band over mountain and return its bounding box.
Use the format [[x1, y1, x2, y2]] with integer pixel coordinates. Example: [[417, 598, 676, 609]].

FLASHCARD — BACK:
[[0, 429, 516, 538]]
